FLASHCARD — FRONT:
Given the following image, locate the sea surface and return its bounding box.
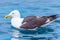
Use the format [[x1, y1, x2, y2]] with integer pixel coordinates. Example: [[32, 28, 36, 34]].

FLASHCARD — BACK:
[[0, 0, 60, 40]]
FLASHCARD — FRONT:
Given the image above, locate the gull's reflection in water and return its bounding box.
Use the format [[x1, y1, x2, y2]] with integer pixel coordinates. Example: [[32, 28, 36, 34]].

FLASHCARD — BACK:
[[11, 29, 20, 40], [11, 29, 32, 40], [11, 25, 55, 40], [11, 29, 51, 40]]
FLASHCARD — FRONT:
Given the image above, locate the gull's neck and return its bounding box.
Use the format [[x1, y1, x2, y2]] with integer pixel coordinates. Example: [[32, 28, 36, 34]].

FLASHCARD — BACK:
[[12, 17, 21, 19], [12, 15, 20, 18]]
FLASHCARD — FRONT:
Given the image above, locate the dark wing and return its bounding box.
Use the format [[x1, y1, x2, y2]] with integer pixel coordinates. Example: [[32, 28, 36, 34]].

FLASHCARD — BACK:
[[21, 16, 47, 29], [22, 16, 36, 23]]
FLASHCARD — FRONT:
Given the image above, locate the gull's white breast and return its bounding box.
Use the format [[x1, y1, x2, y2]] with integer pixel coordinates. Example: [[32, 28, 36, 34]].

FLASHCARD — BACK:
[[11, 18, 24, 28]]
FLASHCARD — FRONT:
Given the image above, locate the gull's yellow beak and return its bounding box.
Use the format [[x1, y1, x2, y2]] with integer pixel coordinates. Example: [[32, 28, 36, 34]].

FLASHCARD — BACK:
[[4, 14, 11, 19]]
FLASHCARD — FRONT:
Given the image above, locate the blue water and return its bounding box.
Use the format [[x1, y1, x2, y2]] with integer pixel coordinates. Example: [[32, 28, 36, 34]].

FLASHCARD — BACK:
[[0, 0, 60, 40]]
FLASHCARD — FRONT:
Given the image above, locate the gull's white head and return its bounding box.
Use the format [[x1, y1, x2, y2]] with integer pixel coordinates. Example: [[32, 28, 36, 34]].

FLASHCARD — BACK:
[[4, 10, 20, 18]]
